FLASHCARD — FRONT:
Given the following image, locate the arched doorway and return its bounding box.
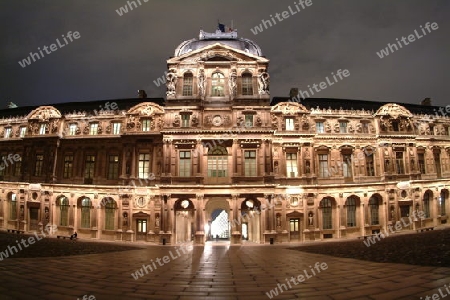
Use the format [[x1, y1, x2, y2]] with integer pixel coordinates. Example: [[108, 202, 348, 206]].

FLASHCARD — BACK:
[[205, 198, 230, 242], [240, 199, 261, 243], [174, 199, 194, 243]]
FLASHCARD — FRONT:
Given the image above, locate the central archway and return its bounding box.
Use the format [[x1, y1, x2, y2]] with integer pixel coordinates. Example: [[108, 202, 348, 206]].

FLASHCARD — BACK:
[[204, 198, 230, 241]]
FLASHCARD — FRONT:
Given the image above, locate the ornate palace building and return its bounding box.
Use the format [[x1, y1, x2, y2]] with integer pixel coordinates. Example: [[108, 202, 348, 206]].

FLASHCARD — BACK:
[[0, 28, 449, 244]]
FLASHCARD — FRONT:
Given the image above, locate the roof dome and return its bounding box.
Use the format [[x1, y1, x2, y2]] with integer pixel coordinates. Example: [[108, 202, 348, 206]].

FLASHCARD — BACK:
[[174, 29, 263, 57]]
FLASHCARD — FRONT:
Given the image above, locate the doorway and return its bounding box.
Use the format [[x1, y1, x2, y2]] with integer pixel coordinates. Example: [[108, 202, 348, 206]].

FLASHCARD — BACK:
[[29, 208, 39, 231], [136, 219, 147, 241], [289, 218, 300, 241]]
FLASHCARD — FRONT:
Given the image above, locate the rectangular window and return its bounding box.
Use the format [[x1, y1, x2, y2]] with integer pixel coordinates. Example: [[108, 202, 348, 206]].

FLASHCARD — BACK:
[[4, 128, 11, 139], [339, 122, 347, 133], [10, 196, 17, 220], [112, 123, 121, 135], [105, 207, 115, 230], [69, 124, 77, 136], [395, 151, 405, 174], [208, 156, 228, 177], [244, 150, 257, 176], [319, 154, 329, 178], [343, 154, 352, 177], [19, 127, 27, 138], [418, 153, 426, 174], [39, 124, 46, 135], [84, 155, 95, 179], [242, 75, 253, 95], [34, 154, 44, 176], [316, 122, 324, 133], [182, 74, 193, 96], [179, 151, 191, 177], [366, 155, 375, 176], [14, 157, 22, 176], [286, 153, 298, 177], [142, 119, 151, 132], [107, 155, 119, 179], [63, 155, 74, 178], [138, 153, 150, 179], [285, 118, 295, 131], [181, 115, 190, 128], [89, 123, 98, 135], [362, 122, 369, 133], [244, 115, 253, 127]]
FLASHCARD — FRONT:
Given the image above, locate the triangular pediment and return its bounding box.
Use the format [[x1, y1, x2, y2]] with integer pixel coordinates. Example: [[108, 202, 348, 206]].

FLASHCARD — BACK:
[[167, 43, 269, 64]]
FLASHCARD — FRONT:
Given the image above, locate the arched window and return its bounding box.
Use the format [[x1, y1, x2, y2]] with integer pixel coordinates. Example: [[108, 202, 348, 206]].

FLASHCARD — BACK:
[[241, 72, 253, 95], [207, 146, 228, 178], [105, 201, 116, 230], [9, 193, 17, 220], [423, 191, 431, 218], [80, 197, 91, 228], [182, 72, 193, 96], [346, 197, 357, 227], [320, 198, 333, 229], [211, 72, 225, 96], [59, 196, 70, 226], [369, 196, 380, 225]]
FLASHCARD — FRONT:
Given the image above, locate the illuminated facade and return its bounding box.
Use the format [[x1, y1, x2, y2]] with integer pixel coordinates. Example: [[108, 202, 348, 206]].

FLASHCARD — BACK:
[[0, 29, 449, 244]]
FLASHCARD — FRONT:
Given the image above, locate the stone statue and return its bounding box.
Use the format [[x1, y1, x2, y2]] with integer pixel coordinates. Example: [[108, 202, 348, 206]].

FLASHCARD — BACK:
[[198, 69, 205, 98], [165, 69, 177, 96], [308, 212, 314, 226], [258, 70, 270, 94], [229, 69, 237, 97]]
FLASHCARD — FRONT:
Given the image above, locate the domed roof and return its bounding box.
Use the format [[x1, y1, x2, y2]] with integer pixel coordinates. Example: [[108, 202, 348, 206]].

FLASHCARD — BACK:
[[174, 29, 263, 57]]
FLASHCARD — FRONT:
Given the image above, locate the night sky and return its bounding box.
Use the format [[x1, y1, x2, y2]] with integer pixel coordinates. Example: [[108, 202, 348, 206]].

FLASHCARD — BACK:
[[1, 0, 448, 108]]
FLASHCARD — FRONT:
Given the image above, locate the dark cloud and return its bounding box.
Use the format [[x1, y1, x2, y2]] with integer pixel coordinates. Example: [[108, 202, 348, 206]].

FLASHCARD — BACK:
[[0, 0, 448, 107]]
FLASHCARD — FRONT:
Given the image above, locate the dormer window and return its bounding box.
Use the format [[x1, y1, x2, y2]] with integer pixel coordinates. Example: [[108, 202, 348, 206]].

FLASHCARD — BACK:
[[182, 72, 193, 96], [211, 72, 225, 96], [19, 127, 27, 138], [4, 127, 11, 139], [242, 72, 253, 95], [69, 124, 77, 136], [89, 123, 98, 135], [285, 118, 295, 131], [39, 124, 46, 135]]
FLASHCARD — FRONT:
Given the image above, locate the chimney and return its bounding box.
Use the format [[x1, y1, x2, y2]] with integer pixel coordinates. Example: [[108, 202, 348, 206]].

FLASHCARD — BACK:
[[289, 88, 299, 100], [421, 98, 431, 106], [138, 90, 147, 99]]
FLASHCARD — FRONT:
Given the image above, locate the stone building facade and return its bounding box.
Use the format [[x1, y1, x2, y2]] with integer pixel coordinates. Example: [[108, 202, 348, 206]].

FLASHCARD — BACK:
[[0, 29, 449, 244]]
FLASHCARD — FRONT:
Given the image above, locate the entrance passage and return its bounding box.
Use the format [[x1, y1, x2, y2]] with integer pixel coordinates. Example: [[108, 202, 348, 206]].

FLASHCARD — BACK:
[[29, 208, 39, 231], [210, 209, 229, 240], [290, 218, 300, 241], [136, 219, 147, 241]]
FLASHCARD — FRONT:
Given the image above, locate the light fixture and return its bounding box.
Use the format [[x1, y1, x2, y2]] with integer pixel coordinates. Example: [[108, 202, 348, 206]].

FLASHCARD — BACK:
[[181, 200, 189, 209], [246, 200, 254, 208]]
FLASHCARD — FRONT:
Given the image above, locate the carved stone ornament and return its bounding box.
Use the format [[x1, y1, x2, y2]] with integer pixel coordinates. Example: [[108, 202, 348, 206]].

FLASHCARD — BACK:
[[271, 102, 309, 115]]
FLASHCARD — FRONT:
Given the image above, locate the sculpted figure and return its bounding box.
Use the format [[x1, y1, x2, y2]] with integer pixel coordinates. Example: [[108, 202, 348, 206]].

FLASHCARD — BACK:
[[165, 69, 177, 96], [258, 70, 270, 94]]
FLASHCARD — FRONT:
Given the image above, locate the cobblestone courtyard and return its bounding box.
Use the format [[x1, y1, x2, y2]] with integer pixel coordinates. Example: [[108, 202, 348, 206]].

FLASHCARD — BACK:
[[0, 230, 449, 299]]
